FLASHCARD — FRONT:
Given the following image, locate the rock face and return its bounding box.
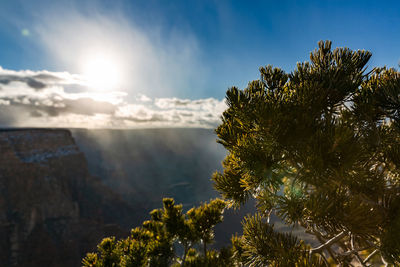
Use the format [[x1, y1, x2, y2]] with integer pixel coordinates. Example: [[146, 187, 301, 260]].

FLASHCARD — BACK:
[[0, 129, 134, 267]]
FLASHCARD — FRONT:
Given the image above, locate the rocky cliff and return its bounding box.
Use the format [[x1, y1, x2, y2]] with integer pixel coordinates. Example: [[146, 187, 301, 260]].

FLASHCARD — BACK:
[[0, 129, 134, 267]]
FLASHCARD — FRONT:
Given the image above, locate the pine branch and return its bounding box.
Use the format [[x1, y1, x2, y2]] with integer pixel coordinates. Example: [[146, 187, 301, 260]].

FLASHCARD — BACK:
[[307, 227, 339, 264], [318, 252, 330, 267], [311, 231, 347, 254], [266, 208, 273, 223], [363, 249, 378, 265], [381, 255, 389, 267], [351, 234, 367, 267]]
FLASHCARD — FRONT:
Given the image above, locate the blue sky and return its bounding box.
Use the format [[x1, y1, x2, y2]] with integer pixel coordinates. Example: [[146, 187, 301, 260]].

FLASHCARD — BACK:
[[0, 0, 399, 128]]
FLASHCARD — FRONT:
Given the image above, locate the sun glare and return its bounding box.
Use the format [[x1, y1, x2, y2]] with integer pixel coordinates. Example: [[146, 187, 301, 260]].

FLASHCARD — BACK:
[[81, 53, 121, 90]]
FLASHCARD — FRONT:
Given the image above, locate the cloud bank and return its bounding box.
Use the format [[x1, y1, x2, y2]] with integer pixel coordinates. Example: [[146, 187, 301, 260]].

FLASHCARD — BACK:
[[0, 67, 226, 129]]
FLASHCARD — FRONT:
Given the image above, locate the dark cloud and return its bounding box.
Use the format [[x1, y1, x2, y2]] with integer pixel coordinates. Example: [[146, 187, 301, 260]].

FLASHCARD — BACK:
[[63, 98, 116, 115], [155, 98, 191, 108], [172, 99, 191, 106], [0, 75, 47, 90], [32, 73, 62, 82], [0, 95, 117, 119], [40, 106, 60, 117], [29, 110, 43, 118], [0, 98, 60, 117], [0, 106, 17, 126], [179, 112, 193, 117]]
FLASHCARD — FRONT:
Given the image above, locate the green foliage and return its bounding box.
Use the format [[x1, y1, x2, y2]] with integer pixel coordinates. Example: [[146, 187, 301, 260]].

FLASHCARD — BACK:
[[182, 247, 234, 267], [213, 40, 400, 265], [187, 198, 226, 255], [231, 213, 323, 267], [85, 41, 400, 266], [82, 198, 230, 267]]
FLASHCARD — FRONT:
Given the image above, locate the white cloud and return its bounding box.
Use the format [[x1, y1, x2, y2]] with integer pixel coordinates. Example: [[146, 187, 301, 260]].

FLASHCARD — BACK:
[[136, 94, 152, 103], [0, 67, 226, 129]]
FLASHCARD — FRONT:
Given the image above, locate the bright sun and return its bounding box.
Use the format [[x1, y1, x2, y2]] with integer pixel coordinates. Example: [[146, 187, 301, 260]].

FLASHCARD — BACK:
[[81, 53, 121, 90]]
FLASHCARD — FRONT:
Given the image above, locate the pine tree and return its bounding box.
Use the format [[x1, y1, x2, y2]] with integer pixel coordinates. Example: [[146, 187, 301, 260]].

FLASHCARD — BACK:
[[213, 41, 400, 266], [82, 198, 231, 267]]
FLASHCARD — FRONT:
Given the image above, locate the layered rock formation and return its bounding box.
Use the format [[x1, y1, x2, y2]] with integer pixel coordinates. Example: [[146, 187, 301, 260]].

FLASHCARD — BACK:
[[0, 129, 134, 267]]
